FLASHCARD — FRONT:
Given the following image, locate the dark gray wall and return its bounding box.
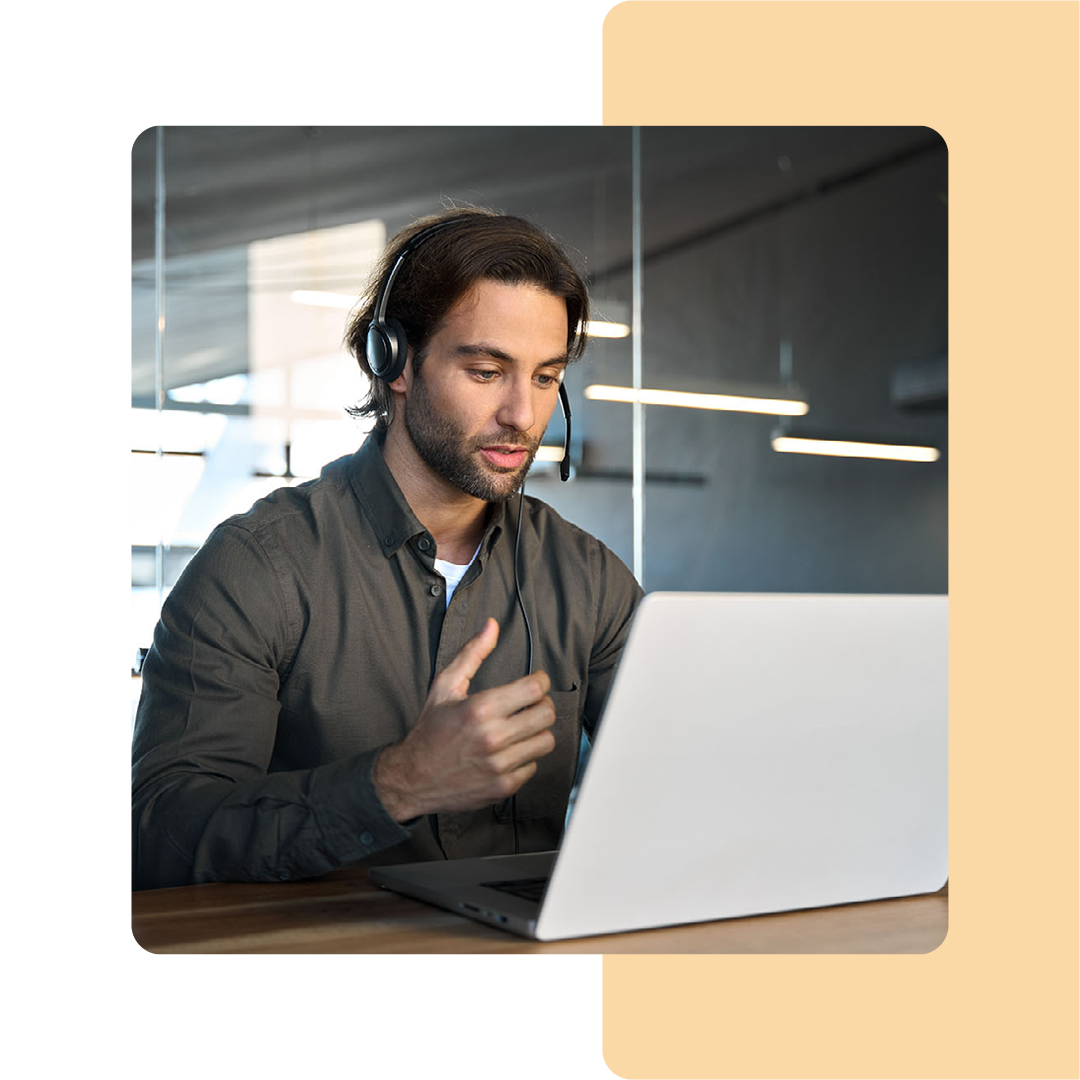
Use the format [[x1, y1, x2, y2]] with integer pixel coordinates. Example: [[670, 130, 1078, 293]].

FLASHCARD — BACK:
[[527, 131, 947, 593]]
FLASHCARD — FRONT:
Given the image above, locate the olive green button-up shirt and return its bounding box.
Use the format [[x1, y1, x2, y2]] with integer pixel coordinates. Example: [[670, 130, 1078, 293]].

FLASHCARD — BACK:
[[132, 433, 642, 890]]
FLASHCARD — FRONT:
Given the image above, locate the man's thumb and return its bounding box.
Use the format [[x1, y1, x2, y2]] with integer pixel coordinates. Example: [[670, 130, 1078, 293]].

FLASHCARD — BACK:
[[436, 617, 499, 699]]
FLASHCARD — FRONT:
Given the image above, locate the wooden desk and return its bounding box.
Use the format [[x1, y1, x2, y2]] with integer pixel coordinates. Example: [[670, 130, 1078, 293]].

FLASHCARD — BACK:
[[132, 871, 947, 954]]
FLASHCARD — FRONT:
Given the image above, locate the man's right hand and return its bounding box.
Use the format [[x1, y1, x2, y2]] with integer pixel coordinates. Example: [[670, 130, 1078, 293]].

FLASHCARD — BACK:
[[372, 618, 557, 822]]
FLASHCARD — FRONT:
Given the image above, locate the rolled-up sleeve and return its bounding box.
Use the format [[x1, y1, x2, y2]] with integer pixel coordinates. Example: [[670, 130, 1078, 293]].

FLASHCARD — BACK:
[[131, 524, 411, 890]]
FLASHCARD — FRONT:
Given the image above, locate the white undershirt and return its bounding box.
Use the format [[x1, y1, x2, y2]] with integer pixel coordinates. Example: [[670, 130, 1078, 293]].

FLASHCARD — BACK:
[[433, 542, 482, 607]]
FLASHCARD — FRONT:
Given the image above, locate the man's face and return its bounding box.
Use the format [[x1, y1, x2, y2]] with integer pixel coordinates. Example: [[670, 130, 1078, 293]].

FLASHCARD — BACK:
[[394, 279, 569, 503]]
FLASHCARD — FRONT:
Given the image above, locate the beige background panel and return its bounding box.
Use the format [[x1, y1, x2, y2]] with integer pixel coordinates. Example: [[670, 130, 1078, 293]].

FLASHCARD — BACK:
[[601, 2, 1078, 1078]]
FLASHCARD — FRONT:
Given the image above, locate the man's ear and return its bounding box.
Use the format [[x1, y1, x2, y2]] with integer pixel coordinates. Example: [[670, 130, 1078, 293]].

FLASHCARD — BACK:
[[387, 348, 411, 394]]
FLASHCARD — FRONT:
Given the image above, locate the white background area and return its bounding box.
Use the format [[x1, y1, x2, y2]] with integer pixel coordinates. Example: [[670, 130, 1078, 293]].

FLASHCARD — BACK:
[[1, 473, 130, 937]]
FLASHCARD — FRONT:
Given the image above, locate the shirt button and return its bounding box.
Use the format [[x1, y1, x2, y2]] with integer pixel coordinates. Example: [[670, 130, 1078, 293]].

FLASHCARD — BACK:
[[383, 535, 394, 547], [429, 583, 443, 597], [360, 831, 374, 846], [418, 537, 430, 551]]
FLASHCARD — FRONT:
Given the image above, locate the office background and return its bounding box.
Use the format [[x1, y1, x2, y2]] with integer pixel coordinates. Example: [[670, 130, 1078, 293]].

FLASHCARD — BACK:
[[131, 126, 947, 667]]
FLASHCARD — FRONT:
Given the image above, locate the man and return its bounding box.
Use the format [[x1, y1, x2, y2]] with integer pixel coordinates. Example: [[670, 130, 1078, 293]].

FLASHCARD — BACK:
[[131, 208, 642, 890]]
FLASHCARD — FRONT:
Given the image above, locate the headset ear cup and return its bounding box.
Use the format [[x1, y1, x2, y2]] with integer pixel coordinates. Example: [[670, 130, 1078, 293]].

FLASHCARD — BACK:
[[365, 323, 391, 379], [366, 317, 410, 382], [384, 315, 408, 382]]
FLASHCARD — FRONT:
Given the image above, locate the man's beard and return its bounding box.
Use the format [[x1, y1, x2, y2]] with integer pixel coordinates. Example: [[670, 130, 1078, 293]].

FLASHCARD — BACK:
[[403, 373, 540, 502]]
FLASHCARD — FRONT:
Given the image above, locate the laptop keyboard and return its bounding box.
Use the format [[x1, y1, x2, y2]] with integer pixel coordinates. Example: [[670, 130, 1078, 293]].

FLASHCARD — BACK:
[[481, 876, 549, 903]]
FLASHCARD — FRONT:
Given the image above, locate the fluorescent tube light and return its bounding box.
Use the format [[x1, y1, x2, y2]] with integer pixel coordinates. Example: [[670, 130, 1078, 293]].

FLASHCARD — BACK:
[[771, 435, 940, 462], [291, 290, 355, 309], [584, 384, 809, 416], [291, 291, 635, 341], [584, 299, 632, 339], [291, 291, 634, 343], [584, 320, 631, 339], [534, 445, 566, 462], [293, 293, 632, 341]]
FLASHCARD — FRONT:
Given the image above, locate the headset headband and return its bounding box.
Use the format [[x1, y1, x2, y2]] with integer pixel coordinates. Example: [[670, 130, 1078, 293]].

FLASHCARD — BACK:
[[371, 218, 458, 330]]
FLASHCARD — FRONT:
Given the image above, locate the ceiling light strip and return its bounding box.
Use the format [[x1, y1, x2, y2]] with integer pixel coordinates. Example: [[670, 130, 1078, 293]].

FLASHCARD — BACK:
[[534, 445, 566, 462], [585, 384, 808, 416], [584, 320, 631, 338], [291, 290, 632, 340], [771, 436, 939, 462]]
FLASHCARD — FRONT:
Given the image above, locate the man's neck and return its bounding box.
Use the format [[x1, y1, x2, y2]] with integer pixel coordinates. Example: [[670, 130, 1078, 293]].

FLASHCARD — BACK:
[[381, 422, 490, 563]]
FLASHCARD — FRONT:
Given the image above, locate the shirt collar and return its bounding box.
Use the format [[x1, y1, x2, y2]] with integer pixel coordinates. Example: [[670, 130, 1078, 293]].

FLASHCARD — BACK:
[[347, 431, 507, 560]]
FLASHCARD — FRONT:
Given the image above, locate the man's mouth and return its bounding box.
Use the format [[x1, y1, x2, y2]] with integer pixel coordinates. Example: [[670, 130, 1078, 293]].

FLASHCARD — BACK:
[[479, 445, 530, 469]]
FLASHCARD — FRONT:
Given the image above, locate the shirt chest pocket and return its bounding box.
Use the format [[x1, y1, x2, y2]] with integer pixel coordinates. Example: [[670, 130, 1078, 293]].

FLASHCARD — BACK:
[[493, 687, 582, 823]]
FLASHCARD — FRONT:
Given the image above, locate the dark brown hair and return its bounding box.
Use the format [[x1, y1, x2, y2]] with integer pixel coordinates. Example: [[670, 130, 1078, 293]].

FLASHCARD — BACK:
[[344, 208, 590, 431]]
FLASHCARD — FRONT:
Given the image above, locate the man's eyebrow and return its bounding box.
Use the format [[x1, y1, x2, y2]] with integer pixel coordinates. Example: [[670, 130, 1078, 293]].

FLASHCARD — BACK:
[[453, 342, 569, 367]]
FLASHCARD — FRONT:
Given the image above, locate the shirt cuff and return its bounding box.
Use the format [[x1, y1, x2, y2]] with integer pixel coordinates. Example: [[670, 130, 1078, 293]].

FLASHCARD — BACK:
[[309, 746, 416, 861]]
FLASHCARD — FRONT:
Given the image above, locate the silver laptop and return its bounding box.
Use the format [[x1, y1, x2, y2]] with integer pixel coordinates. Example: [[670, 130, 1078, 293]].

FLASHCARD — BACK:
[[370, 592, 948, 941]]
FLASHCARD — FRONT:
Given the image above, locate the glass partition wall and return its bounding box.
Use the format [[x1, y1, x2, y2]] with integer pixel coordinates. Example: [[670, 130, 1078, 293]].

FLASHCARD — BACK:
[[130, 126, 637, 711], [132, 126, 947, 707]]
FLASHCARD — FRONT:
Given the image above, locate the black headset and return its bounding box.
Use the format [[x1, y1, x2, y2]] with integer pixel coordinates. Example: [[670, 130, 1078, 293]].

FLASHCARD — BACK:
[[365, 218, 573, 482], [368, 218, 580, 855]]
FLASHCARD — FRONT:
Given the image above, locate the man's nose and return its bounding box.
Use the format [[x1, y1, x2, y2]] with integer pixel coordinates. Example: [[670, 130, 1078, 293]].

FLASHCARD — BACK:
[[495, 377, 536, 432]]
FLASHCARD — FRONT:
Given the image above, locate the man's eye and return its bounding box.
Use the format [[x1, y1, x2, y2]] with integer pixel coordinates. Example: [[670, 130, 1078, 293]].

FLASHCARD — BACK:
[[472, 369, 499, 381], [536, 373, 558, 388]]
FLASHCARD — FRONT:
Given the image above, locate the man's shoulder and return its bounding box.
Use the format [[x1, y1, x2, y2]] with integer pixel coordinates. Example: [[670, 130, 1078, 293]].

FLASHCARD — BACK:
[[520, 496, 644, 639], [523, 494, 595, 545], [522, 495, 635, 577], [217, 453, 356, 545]]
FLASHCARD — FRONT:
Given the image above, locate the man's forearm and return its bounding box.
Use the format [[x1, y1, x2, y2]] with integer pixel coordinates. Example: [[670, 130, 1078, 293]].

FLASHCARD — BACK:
[[132, 749, 413, 889]]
